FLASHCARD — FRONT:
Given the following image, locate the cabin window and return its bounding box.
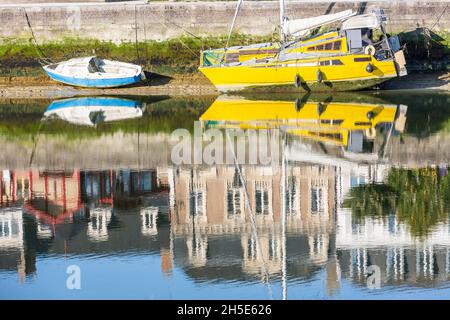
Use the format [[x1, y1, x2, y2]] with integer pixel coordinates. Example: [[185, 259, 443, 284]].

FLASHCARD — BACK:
[[347, 30, 363, 50], [354, 57, 371, 62], [226, 53, 239, 63], [331, 59, 344, 66], [307, 40, 342, 52], [319, 60, 331, 66], [333, 41, 341, 50]]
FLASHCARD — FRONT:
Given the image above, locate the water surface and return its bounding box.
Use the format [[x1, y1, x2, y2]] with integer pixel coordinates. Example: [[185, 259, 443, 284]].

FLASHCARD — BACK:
[[1, 91, 449, 299]]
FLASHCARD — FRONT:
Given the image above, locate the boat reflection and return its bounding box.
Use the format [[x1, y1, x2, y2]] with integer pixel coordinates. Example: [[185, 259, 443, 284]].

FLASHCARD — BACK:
[[200, 95, 407, 162], [43, 97, 144, 127]]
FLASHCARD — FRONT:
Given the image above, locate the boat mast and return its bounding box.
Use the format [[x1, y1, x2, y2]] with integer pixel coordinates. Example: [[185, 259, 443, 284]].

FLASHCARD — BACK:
[[225, 0, 244, 50], [279, 0, 286, 43]]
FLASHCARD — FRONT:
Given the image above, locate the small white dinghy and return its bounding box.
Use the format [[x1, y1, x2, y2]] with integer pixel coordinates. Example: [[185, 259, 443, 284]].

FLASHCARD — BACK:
[[43, 57, 144, 88]]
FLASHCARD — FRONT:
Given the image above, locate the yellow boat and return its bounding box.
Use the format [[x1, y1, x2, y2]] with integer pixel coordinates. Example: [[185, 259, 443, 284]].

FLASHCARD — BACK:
[[199, 95, 407, 153], [199, 2, 407, 93]]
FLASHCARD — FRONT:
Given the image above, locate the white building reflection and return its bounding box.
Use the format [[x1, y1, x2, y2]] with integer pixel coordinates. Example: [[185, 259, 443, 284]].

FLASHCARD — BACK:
[[0, 160, 449, 293], [141, 207, 158, 236], [87, 208, 112, 242]]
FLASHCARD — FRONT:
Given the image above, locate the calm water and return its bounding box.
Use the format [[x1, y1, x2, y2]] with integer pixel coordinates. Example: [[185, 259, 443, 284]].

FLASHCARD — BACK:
[[0, 91, 449, 300]]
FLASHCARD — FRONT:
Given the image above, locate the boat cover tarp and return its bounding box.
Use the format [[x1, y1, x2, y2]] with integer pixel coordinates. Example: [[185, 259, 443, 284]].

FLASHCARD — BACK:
[[341, 13, 381, 30], [203, 51, 225, 66], [283, 9, 355, 38]]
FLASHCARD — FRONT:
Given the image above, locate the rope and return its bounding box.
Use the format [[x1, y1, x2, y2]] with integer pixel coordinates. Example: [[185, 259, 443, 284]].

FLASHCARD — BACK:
[[134, 5, 141, 65], [429, 3, 449, 31], [412, 3, 448, 59], [148, 10, 200, 60], [23, 8, 54, 65], [178, 37, 201, 59], [169, 20, 204, 42], [141, 6, 152, 87], [142, 6, 150, 70]]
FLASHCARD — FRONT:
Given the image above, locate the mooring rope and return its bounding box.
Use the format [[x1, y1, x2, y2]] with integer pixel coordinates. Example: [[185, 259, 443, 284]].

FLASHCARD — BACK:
[[429, 3, 449, 31], [134, 5, 141, 65], [23, 8, 54, 66], [147, 9, 201, 59]]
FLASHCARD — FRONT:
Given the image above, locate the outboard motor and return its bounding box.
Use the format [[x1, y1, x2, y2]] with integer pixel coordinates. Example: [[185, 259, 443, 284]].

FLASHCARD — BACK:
[[88, 57, 101, 73]]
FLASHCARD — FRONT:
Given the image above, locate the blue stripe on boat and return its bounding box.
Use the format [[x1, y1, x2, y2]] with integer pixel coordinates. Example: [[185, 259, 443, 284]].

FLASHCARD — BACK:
[[45, 69, 142, 88], [47, 97, 141, 111]]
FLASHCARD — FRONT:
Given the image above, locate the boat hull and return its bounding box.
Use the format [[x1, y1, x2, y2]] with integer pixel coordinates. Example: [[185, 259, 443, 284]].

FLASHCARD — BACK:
[[231, 77, 393, 93], [44, 68, 143, 88], [199, 55, 399, 93]]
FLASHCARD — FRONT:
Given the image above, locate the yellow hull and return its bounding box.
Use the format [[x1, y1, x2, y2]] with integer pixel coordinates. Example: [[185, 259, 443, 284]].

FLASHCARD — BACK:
[[200, 97, 400, 146], [199, 54, 398, 92], [200, 98, 398, 130]]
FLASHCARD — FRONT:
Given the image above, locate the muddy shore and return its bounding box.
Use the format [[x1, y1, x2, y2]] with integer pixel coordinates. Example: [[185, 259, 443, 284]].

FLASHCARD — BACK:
[[0, 72, 219, 99], [0, 71, 448, 99]]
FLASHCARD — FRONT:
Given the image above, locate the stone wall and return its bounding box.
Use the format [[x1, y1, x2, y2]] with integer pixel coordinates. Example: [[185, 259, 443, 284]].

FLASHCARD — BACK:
[[0, 1, 448, 43]]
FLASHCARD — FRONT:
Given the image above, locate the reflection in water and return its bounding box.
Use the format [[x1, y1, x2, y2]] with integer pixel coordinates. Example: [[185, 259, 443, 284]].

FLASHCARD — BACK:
[[200, 95, 407, 162], [0, 93, 449, 299], [43, 97, 144, 127]]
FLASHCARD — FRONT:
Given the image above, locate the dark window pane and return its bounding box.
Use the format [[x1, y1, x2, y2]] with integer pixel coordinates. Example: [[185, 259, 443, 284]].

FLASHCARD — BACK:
[[333, 41, 341, 50], [255, 190, 262, 214]]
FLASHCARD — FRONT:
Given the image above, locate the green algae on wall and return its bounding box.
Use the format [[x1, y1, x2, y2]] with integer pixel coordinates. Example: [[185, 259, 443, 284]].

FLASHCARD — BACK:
[[0, 34, 276, 75]]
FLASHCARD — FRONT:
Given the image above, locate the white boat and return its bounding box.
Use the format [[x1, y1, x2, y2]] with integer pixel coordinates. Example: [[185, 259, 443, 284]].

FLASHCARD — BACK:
[[43, 57, 144, 88], [43, 97, 143, 127]]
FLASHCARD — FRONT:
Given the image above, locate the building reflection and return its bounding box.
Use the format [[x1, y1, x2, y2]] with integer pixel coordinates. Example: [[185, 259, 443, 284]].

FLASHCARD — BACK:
[[170, 164, 335, 280], [0, 94, 449, 296], [0, 168, 170, 280], [1, 162, 449, 293]]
